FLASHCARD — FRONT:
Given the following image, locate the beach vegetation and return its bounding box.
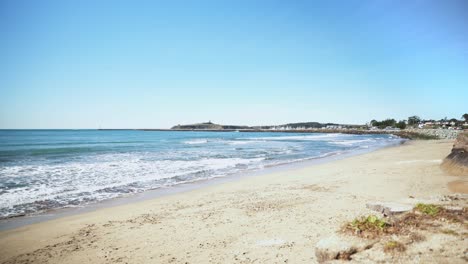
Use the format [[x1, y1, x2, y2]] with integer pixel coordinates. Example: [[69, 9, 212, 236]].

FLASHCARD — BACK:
[[440, 229, 458, 236], [408, 232, 425, 242], [415, 203, 440, 216], [344, 215, 389, 238], [383, 240, 406, 252], [342, 197, 466, 260]]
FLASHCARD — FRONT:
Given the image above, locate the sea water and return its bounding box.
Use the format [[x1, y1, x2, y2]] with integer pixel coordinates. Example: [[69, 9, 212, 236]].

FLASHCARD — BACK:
[[0, 130, 404, 218]]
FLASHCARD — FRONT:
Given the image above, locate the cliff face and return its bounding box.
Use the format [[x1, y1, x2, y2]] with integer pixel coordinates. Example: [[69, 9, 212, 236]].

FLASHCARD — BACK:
[[441, 131, 468, 176]]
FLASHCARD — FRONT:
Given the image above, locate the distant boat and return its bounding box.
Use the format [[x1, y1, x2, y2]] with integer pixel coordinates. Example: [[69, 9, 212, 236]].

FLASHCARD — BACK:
[[234, 130, 240, 132]]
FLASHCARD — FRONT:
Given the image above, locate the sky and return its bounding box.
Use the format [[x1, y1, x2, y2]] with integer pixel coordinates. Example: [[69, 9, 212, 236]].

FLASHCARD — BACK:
[[0, 0, 467, 129]]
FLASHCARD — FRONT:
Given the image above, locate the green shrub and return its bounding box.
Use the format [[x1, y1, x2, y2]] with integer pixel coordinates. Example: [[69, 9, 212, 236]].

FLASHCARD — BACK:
[[415, 203, 440, 216], [349, 215, 388, 232]]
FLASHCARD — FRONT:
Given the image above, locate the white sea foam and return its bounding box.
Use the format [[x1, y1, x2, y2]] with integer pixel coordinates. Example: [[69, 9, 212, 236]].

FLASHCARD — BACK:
[[0, 131, 403, 218], [183, 139, 209, 145], [225, 140, 266, 145], [0, 155, 265, 217], [330, 139, 374, 146]]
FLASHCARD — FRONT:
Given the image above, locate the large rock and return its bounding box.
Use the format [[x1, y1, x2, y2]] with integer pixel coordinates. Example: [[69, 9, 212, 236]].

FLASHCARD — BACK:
[[441, 131, 468, 176], [315, 234, 374, 263], [366, 202, 412, 216]]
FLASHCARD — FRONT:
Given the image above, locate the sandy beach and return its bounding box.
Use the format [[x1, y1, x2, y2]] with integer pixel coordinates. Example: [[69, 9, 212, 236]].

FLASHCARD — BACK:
[[0, 139, 465, 263]]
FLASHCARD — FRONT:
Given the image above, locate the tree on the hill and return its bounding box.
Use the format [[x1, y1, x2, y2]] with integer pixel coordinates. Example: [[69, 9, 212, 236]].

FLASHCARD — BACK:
[[463, 113, 468, 122], [370, 119, 397, 129], [395, 120, 407, 129], [407, 116, 421, 126]]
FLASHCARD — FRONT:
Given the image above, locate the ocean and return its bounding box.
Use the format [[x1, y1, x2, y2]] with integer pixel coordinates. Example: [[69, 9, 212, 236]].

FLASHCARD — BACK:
[[0, 130, 404, 219]]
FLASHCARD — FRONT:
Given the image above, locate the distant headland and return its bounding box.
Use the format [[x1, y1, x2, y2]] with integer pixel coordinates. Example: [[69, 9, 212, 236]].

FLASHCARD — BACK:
[[171, 121, 251, 130], [165, 115, 464, 139], [99, 114, 468, 140], [170, 121, 357, 131]]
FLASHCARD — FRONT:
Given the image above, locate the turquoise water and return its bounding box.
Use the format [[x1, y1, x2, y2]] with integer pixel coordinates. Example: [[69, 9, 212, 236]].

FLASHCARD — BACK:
[[0, 130, 403, 218]]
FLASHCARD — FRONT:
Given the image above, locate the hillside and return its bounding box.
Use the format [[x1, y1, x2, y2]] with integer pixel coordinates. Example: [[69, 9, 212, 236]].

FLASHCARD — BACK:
[[171, 122, 250, 130], [171, 121, 358, 130]]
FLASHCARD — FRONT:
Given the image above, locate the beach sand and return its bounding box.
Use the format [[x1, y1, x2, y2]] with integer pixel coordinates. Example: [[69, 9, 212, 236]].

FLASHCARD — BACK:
[[0, 140, 463, 263]]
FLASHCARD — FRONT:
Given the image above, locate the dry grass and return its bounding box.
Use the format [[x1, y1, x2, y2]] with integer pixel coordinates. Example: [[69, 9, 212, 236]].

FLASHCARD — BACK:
[[440, 229, 458, 236], [343, 215, 390, 239], [343, 205, 468, 239], [383, 240, 406, 253], [408, 232, 426, 243]]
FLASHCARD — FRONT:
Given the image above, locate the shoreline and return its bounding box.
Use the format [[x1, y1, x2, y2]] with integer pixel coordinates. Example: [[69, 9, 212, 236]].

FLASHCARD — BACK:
[[134, 128, 461, 140], [0, 139, 460, 263], [0, 138, 405, 231], [121, 128, 454, 140]]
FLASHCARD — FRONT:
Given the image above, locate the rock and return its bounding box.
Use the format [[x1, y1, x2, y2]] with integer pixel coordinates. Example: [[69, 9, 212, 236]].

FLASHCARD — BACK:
[[315, 234, 374, 263], [366, 202, 413, 216], [441, 131, 468, 176], [406, 129, 461, 140], [443, 206, 464, 213]]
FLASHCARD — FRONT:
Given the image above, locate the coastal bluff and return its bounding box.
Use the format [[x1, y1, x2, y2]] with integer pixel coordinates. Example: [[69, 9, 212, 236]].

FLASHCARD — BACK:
[[441, 131, 468, 176], [166, 122, 461, 141]]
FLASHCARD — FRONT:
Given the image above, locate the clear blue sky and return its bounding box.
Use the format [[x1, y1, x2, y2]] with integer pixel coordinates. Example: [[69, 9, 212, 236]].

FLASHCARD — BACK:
[[1, 0, 467, 128]]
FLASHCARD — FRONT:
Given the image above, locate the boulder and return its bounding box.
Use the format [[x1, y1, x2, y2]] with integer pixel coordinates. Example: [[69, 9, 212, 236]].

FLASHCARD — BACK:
[[366, 202, 412, 216], [315, 234, 374, 263], [441, 131, 468, 176]]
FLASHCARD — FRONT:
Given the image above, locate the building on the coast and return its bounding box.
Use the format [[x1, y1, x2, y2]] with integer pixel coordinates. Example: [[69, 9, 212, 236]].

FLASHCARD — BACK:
[[418, 119, 466, 130]]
